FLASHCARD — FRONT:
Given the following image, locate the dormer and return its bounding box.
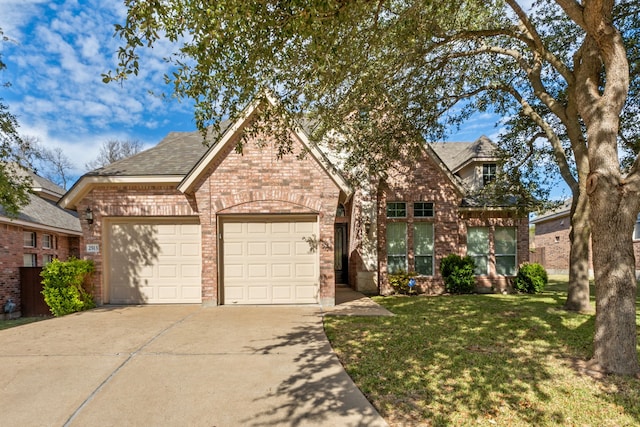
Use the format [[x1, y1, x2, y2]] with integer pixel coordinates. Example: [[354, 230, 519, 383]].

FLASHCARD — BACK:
[[430, 136, 500, 192]]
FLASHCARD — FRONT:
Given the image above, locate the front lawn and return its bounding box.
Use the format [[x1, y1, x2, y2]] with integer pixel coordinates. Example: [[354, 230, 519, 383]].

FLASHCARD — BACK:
[[0, 316, 45, 331], [324, 283, 640, 426]]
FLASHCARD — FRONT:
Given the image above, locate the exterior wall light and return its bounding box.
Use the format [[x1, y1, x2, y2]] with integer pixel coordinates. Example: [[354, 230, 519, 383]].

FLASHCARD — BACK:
[[85, 207, 94, 225]]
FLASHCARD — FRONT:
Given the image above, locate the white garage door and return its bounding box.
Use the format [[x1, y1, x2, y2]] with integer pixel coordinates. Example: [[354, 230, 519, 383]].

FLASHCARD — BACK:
[[107, 219, 202, 304], [221, 216, 319, 304]]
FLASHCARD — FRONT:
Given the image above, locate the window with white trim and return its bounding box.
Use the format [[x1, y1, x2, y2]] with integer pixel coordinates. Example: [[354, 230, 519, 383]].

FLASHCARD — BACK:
[[634, 214, 640, 240], [23, 254, 37, 267], [387, 222, 407, 273], [495, 227, 517, 276], [414, 222, 434, 275], [42, 234, 53, 249], [467, 227, 489, 275], [43, 254, 54, 265], [24, 231, 36, 248]]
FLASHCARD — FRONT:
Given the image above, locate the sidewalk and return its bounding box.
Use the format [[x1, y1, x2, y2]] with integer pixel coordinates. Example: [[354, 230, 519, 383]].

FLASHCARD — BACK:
[[323, 286, 395, 317]]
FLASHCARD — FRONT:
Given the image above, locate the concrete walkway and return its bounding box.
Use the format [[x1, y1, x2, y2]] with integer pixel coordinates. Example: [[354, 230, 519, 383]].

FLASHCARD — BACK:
[[323, 285, 395, 317], [0, 305, 388, 427]]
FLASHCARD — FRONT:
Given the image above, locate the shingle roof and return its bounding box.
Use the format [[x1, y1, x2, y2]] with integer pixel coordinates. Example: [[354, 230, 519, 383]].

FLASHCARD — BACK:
[[530, 198, 571, 223], [87, 121, 232, 177], [430, 135, 498, 172], [0, 193, 82, 233], [0, 169, 81, 233]]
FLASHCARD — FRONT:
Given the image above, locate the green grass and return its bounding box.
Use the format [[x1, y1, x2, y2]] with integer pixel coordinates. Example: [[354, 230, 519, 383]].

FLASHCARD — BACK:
[[0, 316, 46, 331], [324, 279, 640, 426]]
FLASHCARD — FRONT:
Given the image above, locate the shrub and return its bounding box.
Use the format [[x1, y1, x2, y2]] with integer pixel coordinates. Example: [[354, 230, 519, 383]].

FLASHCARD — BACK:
[[41, 258, 95, 317], [513, 262, 548, 294], [440, 254, 476, 294], [388, 271, 418, 294]]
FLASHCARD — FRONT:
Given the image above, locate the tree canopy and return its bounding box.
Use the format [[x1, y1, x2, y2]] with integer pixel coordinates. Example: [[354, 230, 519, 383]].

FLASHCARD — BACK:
[[0, 29, 31, 217], [108, 1, 640, 375]]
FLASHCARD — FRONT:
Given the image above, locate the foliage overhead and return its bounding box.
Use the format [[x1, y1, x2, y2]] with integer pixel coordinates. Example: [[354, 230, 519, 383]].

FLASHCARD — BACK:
[[106, 0, 638, 207], [0, 29, 32, 217]]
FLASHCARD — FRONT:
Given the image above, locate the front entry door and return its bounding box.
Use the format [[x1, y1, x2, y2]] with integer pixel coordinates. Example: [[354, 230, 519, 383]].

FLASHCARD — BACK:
[[334, 223, 348, 284]]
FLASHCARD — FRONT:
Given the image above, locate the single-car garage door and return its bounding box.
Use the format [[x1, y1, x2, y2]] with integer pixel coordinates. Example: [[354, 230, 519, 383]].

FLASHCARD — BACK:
[[107, 219, 202, 304], [221, 216, 319, 304]]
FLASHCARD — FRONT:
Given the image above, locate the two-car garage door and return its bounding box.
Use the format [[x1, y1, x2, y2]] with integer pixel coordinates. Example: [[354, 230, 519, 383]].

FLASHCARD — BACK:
[[106, 216, 320, 305], [221, 216, 320, 305]]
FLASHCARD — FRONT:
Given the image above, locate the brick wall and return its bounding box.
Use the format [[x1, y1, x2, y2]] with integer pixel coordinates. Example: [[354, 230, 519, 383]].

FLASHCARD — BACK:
[[199, 130, 341, 306], [0, 222, 80, 313], [377, 150, 464, 295], [375, 149, 529, 295], [78, 128, 342, 306], [78, 185, 199, 304], [533, 216, 573, 272]]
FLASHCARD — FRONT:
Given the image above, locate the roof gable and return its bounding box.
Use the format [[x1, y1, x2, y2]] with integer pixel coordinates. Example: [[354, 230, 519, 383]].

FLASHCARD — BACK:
[[430, 135, 499, 173], [177, 93, 353, 198]]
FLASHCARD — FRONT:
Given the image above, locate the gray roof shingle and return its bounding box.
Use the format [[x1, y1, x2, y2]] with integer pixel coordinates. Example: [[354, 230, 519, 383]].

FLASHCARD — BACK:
[[0, 168, 81, 233], [88, 121, 232, 177], [430, 135, 498, 172]]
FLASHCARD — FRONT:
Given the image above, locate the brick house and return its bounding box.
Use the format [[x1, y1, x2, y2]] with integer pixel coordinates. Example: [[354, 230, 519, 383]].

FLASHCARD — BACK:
[[60, 95, 528, 307], [531, 198, 640, 276], [0, 168, 82, 317]]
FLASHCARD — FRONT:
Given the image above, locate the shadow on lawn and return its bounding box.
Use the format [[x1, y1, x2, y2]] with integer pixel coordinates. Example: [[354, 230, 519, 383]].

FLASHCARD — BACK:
[[326, 293, 640, 426]]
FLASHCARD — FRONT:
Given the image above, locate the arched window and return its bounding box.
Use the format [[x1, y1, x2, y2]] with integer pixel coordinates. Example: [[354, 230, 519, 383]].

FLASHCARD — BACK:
[[336, 203, 346, 217]]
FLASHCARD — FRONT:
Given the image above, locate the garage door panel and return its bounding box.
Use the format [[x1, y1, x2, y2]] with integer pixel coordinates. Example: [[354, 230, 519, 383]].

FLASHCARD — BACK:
[[271, 242, 292, 256], [248, 264, 267, 278], [248, 242, 267, 256], [248, 223, 267, 234], [222, 217, 319, 305], [295, 241, 312, 255], [271, 264, 291, 277], [108, 220, 202, 304]]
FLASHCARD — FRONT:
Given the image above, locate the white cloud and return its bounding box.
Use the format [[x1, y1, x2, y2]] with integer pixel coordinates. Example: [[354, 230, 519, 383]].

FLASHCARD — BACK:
[[1, 0, 196, 177]]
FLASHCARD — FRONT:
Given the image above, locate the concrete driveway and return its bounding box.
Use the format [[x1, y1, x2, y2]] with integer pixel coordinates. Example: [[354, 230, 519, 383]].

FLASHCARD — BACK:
[[0, 305, 388, 427]]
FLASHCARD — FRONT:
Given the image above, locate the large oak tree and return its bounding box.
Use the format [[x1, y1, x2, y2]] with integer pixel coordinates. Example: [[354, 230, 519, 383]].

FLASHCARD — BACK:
[[108, 0, 639, 375], [0, 29, 31, 217]]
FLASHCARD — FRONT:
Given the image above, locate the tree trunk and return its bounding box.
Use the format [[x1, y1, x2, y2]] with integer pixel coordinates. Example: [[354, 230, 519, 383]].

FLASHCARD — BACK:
[[589, 177, 639, 375], [565, 191, 592, 312]]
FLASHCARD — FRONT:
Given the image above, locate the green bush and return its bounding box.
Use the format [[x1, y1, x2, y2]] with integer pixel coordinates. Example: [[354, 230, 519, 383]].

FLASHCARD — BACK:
[[440, 254, 476, 294], [41, 258, 96, 317], [388, 271, 418, 294], [513, 262, 548, 294]]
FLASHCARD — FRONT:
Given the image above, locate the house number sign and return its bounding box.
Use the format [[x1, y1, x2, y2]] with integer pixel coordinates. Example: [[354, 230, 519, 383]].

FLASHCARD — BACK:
[[86, 244, 99, 253]]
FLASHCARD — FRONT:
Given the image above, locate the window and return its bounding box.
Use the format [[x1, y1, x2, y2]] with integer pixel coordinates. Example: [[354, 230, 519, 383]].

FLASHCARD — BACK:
[[336, 204, 346, 217], [483, 164, 497, 186], [387, 202, 406, 218], [24, 231, 36, 248], [23, 254, 37, 267], [42, 234, 53, 249], [387, 222, 407, 273], [635, 214, 640, 240], [467, 227, 489, 275], [43, 254, 54, 265], [495, 227, 517, 276], [414, 223, 434, 275], [414, 202, 434, 218]]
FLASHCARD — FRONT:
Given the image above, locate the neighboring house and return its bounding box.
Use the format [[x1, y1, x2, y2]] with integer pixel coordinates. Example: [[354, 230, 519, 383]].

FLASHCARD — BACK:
[[0, 168, 82, 316], [531, 199, 640, 276], [59, 95, 529, 307]]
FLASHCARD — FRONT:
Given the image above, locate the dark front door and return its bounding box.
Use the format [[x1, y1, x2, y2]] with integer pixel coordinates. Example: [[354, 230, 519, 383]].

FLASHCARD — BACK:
[[334, 223, 348, 284]]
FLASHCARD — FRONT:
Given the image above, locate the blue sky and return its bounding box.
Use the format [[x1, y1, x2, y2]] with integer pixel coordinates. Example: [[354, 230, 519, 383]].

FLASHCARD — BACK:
[[0, 0, 567, 198]]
